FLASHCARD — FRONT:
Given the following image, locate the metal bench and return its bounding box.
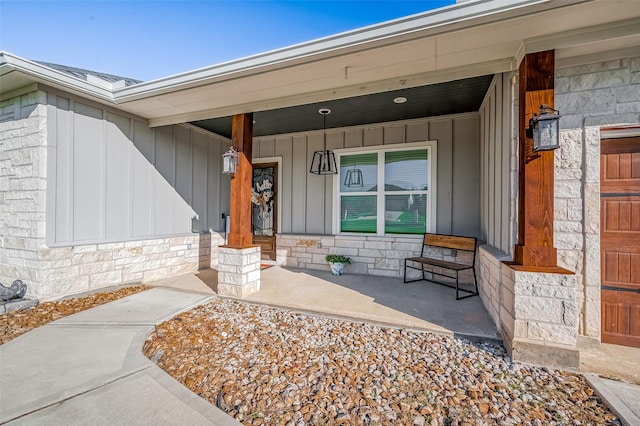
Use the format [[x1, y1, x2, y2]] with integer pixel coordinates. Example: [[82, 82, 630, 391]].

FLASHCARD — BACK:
[[403, 233, 478, 300]]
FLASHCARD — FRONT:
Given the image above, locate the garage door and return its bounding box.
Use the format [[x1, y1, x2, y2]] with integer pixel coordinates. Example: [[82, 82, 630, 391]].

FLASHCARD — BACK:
[[600, 137, 640, 348]]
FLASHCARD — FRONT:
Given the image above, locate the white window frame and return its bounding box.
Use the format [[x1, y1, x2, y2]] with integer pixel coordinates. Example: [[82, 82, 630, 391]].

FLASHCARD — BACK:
[[332, 141, 437, 236]]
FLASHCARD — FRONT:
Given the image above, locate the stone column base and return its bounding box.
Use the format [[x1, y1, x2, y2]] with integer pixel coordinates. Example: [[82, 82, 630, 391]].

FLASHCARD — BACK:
[[508, 339, 580, 369], [217, 246, 261, 298]]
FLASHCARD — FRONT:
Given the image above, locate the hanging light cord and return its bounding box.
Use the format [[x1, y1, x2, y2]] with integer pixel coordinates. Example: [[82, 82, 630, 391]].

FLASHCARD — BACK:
[[323, 112, 327, 152]]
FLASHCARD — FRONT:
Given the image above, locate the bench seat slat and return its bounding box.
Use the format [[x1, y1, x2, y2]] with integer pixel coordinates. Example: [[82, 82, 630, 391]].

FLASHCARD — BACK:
[[405, 257, 472, 271], [423, 234, 476, 251]]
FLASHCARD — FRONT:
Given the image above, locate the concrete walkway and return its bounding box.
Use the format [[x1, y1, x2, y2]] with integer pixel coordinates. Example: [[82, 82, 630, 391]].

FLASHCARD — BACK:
[[0, 287, 239, 425], [585, 375, 640, 426]]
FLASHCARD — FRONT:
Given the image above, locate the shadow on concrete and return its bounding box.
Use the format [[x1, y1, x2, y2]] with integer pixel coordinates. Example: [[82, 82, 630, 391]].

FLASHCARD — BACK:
[[195, 268, 219, 293], [250, 266, 501, 342]]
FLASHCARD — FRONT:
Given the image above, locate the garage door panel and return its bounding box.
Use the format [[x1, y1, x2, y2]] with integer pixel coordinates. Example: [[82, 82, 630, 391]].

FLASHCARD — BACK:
[[601, 142, 640, 193], [601, 290, 640, 347], [633, 152, 640, 178], [601, 235, 640, 251], [620, 153, 632, 179], [601, 136, 640, 348], [602, 250, 640, 289], [601, 198, 640, 232]]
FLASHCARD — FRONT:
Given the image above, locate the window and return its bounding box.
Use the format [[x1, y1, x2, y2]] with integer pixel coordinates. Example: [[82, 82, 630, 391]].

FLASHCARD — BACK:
[[335, 142, 436, 236]]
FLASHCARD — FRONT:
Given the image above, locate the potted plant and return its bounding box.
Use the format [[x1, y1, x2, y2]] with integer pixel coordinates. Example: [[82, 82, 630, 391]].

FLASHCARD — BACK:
[[325, 254, 352, 276]]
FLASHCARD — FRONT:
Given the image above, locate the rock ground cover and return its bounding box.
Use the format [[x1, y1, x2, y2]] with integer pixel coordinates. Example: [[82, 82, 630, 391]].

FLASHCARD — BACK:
[[0, 285, 149, 345], [144, 299, 618, 426]]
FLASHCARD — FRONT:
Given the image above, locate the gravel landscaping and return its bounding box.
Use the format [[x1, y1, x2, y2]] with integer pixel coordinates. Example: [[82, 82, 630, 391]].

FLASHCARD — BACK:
[[0, 285, 149, 345], [144, 299, 618, 426]]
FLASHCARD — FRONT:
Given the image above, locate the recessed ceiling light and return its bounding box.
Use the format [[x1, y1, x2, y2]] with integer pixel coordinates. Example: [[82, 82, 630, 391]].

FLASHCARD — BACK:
[[393, 97, 407, 104]]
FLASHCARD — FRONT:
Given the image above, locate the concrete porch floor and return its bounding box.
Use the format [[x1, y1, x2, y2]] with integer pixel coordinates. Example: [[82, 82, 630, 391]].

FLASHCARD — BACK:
[[153, 266, 500, 341]]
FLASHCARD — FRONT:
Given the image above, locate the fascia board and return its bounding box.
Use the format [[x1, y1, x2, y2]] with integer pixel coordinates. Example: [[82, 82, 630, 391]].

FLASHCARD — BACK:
[[523, 17, 640, 55], [114, 0, 587, 103], [0, 52, 114, 102]]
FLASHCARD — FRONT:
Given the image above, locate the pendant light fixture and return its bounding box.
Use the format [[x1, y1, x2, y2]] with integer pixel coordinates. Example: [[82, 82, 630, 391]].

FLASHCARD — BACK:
[[310, 108, 338, 175]]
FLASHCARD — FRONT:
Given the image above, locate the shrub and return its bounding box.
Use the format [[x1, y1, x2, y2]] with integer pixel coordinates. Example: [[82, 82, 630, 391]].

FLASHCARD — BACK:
[[325, 254, 352, 264]]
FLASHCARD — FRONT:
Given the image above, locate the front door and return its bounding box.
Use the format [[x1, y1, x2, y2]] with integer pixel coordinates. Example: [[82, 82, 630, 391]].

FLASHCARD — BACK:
[[252, 163, 277, 260], [600, 137, 640, 348]]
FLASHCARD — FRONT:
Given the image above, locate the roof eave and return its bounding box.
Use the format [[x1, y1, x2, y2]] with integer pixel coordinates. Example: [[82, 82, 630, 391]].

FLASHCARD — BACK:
[[112, 0, 588, 103], [0, 52, 115, 103]]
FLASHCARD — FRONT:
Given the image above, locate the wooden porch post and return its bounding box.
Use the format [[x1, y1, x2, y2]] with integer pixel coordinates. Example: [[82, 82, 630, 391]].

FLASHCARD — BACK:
[[513, 50, 558, 268], [228, 113, 253, 247]]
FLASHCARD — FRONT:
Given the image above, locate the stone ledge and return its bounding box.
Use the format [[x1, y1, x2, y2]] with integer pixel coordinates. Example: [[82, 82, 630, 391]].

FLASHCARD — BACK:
[[507, 338, 580, 369], [503, 263, 574, 274], [0, 298, 38, 314]]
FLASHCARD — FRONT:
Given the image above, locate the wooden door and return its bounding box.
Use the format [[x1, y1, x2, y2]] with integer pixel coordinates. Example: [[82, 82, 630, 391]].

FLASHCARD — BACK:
[[600, 137, 640, 348], [252, 163, 277, 260]]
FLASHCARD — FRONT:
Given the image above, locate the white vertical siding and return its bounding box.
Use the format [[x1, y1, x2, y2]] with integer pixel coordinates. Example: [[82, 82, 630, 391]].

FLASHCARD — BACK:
[[254, 113, 481, 237], [46, 90, 230, 246], [478, 73, 515, 255]]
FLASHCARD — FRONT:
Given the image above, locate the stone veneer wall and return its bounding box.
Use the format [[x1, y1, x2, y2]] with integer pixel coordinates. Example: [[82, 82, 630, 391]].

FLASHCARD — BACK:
[[1, 89, 204, 300], [0, 91, 48, 298], [208, 232, 227, 269], [555, 55, 640, 343], [477, 246, 579, 367], [217, 246, 261, 298], [276, 234, 475, 281], [476, 245, 510, 332], [198, 231, 226, 269], [36, 235, 199, 300], [278, 234, 421, 276]]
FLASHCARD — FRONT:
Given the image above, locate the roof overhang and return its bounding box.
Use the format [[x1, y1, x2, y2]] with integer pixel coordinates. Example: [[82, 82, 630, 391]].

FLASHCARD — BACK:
[[1, 0, 639, 127]]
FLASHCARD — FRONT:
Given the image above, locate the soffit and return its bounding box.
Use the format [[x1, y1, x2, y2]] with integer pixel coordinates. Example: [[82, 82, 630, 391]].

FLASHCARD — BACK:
[[0, 70, 35, 99], [192, 75, 494, 138]]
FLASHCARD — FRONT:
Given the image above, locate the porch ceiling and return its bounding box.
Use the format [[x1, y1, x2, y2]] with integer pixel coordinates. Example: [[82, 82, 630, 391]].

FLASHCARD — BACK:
[[192, 75, 494, 138]]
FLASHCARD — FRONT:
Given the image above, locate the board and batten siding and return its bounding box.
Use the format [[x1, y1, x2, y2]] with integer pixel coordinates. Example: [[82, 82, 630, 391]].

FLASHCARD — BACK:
[[45, 89, 230, 246], [253, 113, 481, 238], [479, 73, 516, 255]]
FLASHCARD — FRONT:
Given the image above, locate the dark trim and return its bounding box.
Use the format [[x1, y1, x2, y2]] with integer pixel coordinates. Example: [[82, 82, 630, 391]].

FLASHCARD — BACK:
[[600, 192, 640, 198], [601, 286, 640, 294]]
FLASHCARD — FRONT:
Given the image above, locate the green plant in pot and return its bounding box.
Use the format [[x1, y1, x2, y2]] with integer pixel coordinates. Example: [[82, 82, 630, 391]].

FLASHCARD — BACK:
[[325, 254, 352, 276]]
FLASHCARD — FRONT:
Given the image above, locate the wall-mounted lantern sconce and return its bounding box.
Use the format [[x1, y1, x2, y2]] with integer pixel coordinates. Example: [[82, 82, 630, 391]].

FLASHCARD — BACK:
[[528, 104, 561, 152], [222, 146, 238, 174]]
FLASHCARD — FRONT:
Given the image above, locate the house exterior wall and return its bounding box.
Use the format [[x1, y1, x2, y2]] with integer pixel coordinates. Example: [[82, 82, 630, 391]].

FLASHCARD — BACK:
[[476, 56, 640, 366], [477, 71, 519, 336], [253, 113, 481, 238], [555, 55, 640, 344], [1, 87, 230, 300], [478, 73, 517, 256], [44, 87, 231, 246], [0, 91, 48, 297], [36, 235, 199, 300], [276, 233, 474, 278]]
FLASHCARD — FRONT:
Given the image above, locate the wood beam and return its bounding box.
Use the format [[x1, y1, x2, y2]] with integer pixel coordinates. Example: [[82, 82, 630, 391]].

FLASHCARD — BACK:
[[513, 50, 558, 268], [227, 113, 254, 248]]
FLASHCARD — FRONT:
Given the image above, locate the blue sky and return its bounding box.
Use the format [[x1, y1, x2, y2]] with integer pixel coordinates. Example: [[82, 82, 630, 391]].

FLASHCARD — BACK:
[[0, 1, 454, 81]]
